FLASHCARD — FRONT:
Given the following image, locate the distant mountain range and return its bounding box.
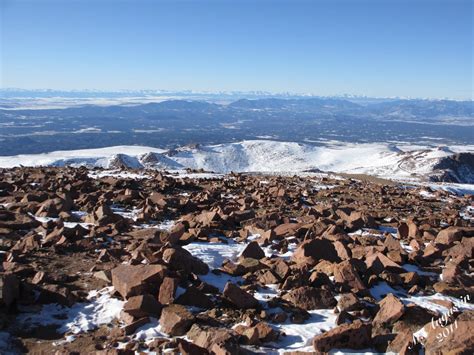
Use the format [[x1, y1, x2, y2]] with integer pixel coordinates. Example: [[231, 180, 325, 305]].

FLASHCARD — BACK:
[[2, 96, 472, 119], [1, 88, 471, 103], [1, 93, 473, 156]]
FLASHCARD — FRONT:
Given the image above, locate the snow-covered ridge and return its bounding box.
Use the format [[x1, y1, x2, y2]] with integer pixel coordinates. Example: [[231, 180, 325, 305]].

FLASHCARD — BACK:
[[1, 140, 473, 183]]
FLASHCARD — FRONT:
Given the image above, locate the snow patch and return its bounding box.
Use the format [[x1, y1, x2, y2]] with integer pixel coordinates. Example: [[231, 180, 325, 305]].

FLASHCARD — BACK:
[[16, 287, 124, 334]]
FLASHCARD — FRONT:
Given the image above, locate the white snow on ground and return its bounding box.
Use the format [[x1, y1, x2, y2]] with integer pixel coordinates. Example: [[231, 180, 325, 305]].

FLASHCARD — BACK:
[[165, 171, 225, 180], [419, 190, 436, 199], [131, 318, 167, 342], [370, 281, 474, 316], [401, 264, 440, 278], [370, 282, 407, 301], [155, 219, 175, 231], [460, 205, 474, 222], [183, 240, 246, 271], [182, 238, 344, 354], [183, 240, 247, 291], [268, 309, 338, 354], [406, 293, 474, 314], [30, 214, 92, 229], [88, 169, 151, 179], [1, 140, 473, 185], [111, 205, 142, 221], [0, 145, 165, 169], [16, 287, 124, 334], [9, 232, 469, 354], [424, 183, 474, 196]]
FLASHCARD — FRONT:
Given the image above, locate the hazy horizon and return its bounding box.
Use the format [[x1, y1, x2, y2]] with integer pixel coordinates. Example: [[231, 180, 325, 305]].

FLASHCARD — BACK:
[[0, 87, 471, 101]]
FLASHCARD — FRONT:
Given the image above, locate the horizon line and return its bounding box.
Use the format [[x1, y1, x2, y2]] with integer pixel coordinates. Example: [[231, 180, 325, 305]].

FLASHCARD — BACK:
[[1, 87, 472, 102]]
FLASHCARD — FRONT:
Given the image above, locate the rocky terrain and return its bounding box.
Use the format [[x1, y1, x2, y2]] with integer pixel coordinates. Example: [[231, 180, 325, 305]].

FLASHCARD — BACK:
[[0, 166, 473, 354]]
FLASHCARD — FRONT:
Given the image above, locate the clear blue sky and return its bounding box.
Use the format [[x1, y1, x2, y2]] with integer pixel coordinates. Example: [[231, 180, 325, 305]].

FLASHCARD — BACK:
[[1, 0, 472, 99]]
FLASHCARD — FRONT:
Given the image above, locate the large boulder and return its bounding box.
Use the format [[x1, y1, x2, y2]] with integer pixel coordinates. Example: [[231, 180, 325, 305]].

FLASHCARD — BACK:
[[223, 282, 259, 309], [312, 320, 372, 352], [162, 247, 209, 275], [291, 238, 340, 266], [159, 304, 195, 336], [187, 323, 240, 354], [333, 260, 366, 292], [365, 252, 405, 274], [373, 293, 405, 325], [435, 227, 473, 246], [282, 286, 337, 310], [123, 294, 162, 318], [111, 264, 166, 299], [239, 241, 265, 260]]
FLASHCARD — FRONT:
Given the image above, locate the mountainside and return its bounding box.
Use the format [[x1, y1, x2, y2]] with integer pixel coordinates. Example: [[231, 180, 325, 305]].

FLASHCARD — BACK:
[[1, 140, 473, 183], [1, 166, 473, 354]]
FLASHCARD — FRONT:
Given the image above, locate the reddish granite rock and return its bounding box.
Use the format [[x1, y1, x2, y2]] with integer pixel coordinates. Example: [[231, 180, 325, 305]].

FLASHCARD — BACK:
[[159, 304, 195, 336], [176, 286, 213, 309], [373, 293, 405, 325], [435, 227, 470, 245], [365, 252, 405, 274], [333, 260, 366, 292], [223, 282, 259, 309], [291, 238, 340, 266], [111, 264, 166, 299], [158, 277, 179, 305], [312, 320, 372, 352], [123, 294, 162, 318], [240, 241, 265, 260], [162, 247, 209, 275], [423, 310, 474, 355], [282, 286, 337, 310], [187, 323, 240, 354]]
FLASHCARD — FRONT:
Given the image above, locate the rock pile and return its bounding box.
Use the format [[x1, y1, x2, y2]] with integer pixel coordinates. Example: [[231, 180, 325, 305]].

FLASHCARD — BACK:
[[0, 166, 472, 354]]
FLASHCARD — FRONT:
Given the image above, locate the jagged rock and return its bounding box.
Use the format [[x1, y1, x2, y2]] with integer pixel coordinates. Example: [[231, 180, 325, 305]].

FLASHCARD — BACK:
[[187, 324, 240, 354], [373, 293, 405, 325], [337, 292, 362, 312], [282, 286, 336, 310], [162, 247, 209, 275], [37, 284, 77, 306], [423, 310, 474, 355], [333, 260, 366, 292], [123, 294, 162, 318], [365, 252, 405, 274], [435, 227, 471, 245], [237, 321, 280, 345], [158, 277, 179, 305], [11, 234, 41, 253], [239, 241, 265, 260], [111, 264, 166, 299], [291, 238, 340, 266], [223, 282, 259, 309], [397, 222, 409, 239], [0, 211, 39, 230], [312, 320, 372, 352], [176, 338, 209, 355], [123, 316, 150, 335], [159, 304, 195, 336], [85, 204, 123, 225], [176, 286, 213, 309]]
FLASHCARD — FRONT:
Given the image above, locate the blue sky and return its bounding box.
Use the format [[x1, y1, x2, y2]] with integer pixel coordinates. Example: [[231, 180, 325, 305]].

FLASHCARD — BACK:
[[1, 0, 472, 99]]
